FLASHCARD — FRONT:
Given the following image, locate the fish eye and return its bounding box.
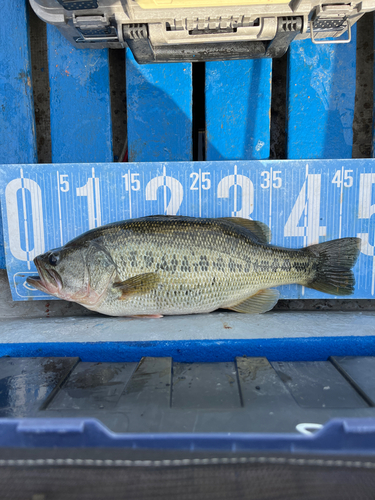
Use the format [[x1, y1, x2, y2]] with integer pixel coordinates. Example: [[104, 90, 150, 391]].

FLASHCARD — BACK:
[[49, 253, 59, 266]]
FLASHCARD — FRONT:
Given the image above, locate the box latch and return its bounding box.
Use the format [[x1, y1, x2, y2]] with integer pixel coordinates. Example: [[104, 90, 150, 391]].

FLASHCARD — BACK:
[[310, 4, 352, 44], [73, 14, 119, 43]]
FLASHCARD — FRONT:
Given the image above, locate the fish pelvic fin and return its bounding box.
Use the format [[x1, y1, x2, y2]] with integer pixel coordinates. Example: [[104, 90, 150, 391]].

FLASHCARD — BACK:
[[228, 288, 280, 314], [305, 237, 361, 296], [113, 272, 160, 300]]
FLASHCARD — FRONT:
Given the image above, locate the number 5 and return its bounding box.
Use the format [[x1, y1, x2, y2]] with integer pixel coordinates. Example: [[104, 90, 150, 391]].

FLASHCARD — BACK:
[[59, 174, 69, 192], [344, 170, 353, 188], [273, 171, 282, 188], [357, 173, 375, 256], [202, 172, 211, 190]]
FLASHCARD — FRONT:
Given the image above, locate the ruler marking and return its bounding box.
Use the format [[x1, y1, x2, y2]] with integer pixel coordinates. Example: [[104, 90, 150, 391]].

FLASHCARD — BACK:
[[303, 164, 308, 248], [199, 168, 202, 218], [163, 166, 167, 214], [128, 169, 132, 219], [233, 164, 237, 215], [20, 169, 31, 269], [269, 166, 273, 232], [339, 165, 344, 239], [56, 171, 63, 246]]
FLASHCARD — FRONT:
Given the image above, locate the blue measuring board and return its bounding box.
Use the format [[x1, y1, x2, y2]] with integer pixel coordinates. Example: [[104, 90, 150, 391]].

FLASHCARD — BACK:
[[0, 160, 374, 301]]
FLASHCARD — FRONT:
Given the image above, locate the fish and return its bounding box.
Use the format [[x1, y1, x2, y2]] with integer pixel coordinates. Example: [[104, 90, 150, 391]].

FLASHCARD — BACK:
[[26, 215, 361, 317]]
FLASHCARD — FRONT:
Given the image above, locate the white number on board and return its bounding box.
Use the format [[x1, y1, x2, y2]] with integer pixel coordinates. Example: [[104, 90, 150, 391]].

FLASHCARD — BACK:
[[59, 174, 70, 192], [145, 167, 183, 215], [332, 169, 353, 188], [76, 170, 101, 229], [284, 173, 326, 245], [217, 165, 254, 218], [260, 170, 282, 189], [190, 171, 211, 191], [190, 172, 199, 190], [5, 173, 45, 267], [122, 173, 140, 192], [357, 173, 375, 257]]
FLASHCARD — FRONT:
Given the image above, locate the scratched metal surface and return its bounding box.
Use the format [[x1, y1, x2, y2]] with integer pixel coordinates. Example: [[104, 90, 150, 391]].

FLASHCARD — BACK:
[[205, 59, 272, 160], [47, 25, 113, 163], [126, 50, 193, 162], [286, 30, 357, 159]]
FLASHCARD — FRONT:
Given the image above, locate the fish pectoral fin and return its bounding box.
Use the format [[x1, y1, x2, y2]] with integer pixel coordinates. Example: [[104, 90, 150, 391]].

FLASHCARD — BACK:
[[113, 272, 160, 300], [218, 217, 271, 244], [228, 288, 280, 314]]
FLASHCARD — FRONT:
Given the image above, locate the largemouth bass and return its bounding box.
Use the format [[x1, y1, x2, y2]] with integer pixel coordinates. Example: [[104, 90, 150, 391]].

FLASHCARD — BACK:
[[27, 216, 361, 317]]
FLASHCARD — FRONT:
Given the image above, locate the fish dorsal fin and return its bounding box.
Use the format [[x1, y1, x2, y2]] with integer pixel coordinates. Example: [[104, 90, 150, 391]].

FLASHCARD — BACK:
[[219, 217, 271, 243], [228, 288, 279, 314], [143, 215, 177, 219], [113, 272, 160, 300]]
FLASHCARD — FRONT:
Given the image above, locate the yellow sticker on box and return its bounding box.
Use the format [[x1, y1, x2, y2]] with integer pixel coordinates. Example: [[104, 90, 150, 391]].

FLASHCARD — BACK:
[[137, 0, 287, 8]]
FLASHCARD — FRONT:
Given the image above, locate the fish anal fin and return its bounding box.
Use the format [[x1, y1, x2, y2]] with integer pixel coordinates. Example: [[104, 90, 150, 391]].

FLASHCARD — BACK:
[[219, 217, 271, 244], [113, 272, 160, 300], [131, 314, 163, 319], [228, 288, 280, 314]]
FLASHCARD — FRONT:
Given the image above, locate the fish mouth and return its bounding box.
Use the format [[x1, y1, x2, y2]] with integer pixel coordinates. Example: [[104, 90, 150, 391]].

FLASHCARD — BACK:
[[26, 275, 48, 293], [26, 259, 62, 295]]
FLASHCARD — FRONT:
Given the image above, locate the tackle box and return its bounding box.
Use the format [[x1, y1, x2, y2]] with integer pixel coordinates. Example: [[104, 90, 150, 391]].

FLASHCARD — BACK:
[[0, 0, 375, 497], [30, 0, 371, 62]]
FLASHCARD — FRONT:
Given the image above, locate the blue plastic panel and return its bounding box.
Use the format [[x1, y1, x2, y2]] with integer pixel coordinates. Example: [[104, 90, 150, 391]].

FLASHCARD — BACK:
[[0, 159, 374, 301], [287, 30, 356, 159], [373, 14, 375, 158], [0, 418, 375, 454], [205, 60, 272, 160], [126, 50, 192, 162], [0, 0, 37, 164], [0, 0, 38, 270], [47, 26, 113, 163], [1, 336, 375, 363]]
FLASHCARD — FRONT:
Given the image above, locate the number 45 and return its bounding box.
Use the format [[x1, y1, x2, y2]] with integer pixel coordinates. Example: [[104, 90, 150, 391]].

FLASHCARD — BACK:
[[332, 169, 353, 188]]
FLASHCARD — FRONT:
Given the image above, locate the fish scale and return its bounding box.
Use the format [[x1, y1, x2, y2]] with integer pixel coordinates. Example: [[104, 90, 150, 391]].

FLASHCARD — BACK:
[[27, 216, 361, 316]]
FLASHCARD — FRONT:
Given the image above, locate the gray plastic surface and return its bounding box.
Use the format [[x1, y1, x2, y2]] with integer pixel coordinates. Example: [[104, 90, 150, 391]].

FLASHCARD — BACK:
[[1, 356, 375, 434], [272, 361, 368, 409]]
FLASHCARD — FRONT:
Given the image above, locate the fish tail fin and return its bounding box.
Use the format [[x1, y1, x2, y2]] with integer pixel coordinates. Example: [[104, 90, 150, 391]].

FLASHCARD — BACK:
[[304, 237, 361, 296]]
